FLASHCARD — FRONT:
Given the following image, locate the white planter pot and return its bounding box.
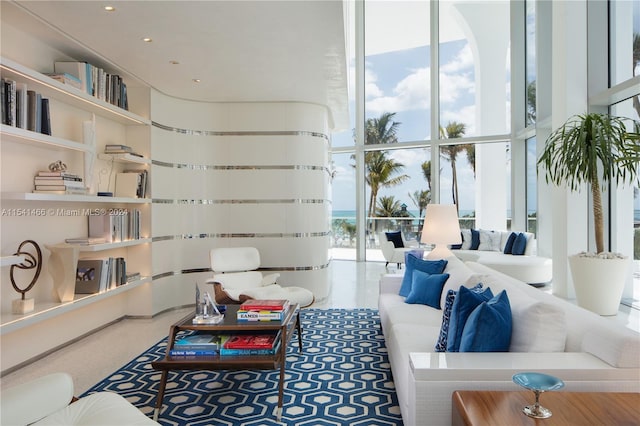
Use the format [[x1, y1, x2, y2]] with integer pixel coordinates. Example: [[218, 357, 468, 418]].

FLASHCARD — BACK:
[[568, 254, 630, 316]]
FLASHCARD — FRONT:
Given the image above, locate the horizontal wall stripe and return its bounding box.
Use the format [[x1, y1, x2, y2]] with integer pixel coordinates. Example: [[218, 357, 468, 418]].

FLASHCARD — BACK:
[[152, 198, 330, 205], [151, 160, 330, 175], [152, 231, 331, 242], [152, 121, 329, 141], [152, 262, 330, 281]]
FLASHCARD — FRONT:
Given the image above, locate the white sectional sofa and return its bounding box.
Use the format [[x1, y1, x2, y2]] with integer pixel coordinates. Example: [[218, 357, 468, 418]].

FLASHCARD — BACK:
[[378, 255, 640, 426], [452, 229, 552, 285]]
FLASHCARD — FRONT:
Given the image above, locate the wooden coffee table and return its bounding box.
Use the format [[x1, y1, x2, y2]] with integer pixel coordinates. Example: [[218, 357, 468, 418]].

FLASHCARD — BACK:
[[452, 390, 640, 425], [151, 304, 302, 421]]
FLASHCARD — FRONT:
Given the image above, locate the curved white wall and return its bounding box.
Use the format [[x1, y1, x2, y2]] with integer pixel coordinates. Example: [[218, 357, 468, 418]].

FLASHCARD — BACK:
[[149, 91, 331, 313]]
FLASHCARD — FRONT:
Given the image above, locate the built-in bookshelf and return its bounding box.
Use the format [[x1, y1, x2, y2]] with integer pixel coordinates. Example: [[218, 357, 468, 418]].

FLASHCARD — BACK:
[[0, 52, 152, 353]]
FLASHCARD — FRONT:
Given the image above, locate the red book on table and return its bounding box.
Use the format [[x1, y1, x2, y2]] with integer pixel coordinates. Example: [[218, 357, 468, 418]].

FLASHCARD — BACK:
[[239, 299, 289, 311], [224, 334, 277, 349]]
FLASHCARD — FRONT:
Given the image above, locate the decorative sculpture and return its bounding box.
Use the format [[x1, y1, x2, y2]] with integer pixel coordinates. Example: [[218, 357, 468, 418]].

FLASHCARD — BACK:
[[10, 240, 42, 314], [48, 160, 67, 172], [45, 244, 80, 303]]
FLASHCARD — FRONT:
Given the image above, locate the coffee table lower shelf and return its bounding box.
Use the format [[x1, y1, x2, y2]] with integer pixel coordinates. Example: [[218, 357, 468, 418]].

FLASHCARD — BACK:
[[151, 305, 302, 422]]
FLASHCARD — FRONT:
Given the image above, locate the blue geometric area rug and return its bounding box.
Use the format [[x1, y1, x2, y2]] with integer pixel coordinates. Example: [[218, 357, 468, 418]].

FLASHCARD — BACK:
[[81, 309, 402, 425]]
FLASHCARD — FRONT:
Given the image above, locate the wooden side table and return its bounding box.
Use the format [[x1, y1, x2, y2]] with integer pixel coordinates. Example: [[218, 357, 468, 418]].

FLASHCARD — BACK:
[[452, 390, 640, 426]]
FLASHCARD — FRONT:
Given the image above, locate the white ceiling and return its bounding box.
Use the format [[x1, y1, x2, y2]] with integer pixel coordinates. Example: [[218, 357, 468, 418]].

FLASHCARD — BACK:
[[5, 0, 350, 129]]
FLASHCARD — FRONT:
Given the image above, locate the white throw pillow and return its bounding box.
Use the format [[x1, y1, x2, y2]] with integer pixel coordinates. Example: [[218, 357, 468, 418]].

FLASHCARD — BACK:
[[509, 300, 567, 352], [460, 229, 472, 250], [439, 255, 475, 308], [478, 230, 501, 251]]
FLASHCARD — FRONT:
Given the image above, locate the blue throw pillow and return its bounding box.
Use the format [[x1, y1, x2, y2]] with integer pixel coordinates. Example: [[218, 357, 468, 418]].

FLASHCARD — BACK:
[[450, 232, 463, 250], [503, 232, 517, 254], [399, 254, 448, 298], [385, 231, 404, 248], [434, 283, 483, 352], [511, 233, 527, 255], [459, 290, 512, 352], [470, 229, 480, 250], [446, 285, 494, 352], [405, 271, 450, 309]]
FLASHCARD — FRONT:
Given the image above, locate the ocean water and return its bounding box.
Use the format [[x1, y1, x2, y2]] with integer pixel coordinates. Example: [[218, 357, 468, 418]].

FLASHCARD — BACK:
[[333, 210, 640, 224]]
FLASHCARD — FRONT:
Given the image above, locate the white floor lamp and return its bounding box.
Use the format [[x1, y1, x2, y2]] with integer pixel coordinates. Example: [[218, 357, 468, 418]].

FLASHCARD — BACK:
[[421, 204, 462, 260]]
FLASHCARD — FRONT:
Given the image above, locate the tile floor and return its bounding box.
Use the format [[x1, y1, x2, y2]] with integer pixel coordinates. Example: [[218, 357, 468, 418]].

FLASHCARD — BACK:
[[1, 259, 638, 396]]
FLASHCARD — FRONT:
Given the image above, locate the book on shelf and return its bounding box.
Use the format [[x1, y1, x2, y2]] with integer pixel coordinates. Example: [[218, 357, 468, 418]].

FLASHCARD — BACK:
[[26, 90, 39, 132], [32, 188, 88, 195], [174, 333, 228, 351], [236, 310, 288, 322], [114, 172, 139, 198], [35, 176, 84, 183], [169, 349, 219, 357], [88, 209, 141, 242], [54, 61, 90, 94], [36, 171, 82, 178], [16, 82, 27, 129], [105, 144, 133, 152], [115, 170, 147, 198], [2, 78, 16, 126], [35, 181, 85, 191], [65, 237, 107, 245], [45, 72, 83, 90], [75, 258, 109, 294], [239, 299, 290, 311], [220, 332, 281, 356], [40, 98, 51, 135], [237, 299, 290, 321]]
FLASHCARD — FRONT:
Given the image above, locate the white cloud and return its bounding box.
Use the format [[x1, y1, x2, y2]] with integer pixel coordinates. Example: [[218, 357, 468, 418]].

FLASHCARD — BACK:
[[439, 72, 474, 105], [366, 67, 430, 115], [441, 43, 474, 73], [441, 104, 476, 135]]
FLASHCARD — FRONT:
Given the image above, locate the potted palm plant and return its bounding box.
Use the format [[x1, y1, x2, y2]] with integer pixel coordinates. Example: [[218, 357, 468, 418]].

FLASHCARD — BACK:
[[538, 112, 640, 315]]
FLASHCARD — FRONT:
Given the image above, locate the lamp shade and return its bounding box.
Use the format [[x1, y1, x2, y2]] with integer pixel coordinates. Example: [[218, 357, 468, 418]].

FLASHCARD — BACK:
[[420, 204, 462, 245]]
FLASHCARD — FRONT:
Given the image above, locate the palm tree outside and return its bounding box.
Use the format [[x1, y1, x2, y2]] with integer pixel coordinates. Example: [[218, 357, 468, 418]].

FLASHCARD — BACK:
[[439, 121, 474, 212], [353, 112, 409, 233]]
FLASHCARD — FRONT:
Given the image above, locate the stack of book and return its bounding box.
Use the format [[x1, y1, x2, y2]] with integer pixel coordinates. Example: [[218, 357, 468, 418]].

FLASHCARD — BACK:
[[54, 61, 128, 110], [88, 208, 141, 242], [75, 257, 128, 294], [220, 331, 281, 356], [33, 171, 86, 195], [170, 333, 228, 356], [236, 299, 290, 322], [2, 78, 51, 135]]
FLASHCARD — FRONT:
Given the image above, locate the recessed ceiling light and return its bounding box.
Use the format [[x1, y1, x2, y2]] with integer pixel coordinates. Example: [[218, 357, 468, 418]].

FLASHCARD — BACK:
[[192, 79, 201, 83], [104, 6, 115, 12], [142, 37, 153, 43], [169, 60, 180, 65]]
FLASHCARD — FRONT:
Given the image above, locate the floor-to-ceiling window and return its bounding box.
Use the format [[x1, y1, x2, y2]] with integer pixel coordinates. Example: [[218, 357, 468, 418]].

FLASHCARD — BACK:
[[607, 0, 640, 305], [331, 0, 514, 261]]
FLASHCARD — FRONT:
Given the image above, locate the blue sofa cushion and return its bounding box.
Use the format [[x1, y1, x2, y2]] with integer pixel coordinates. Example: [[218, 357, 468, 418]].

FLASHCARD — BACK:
[[385, 231, 404, 248], [470, 229, 480, 250], [434, 283, 483, 352], [503, 232, 517, 254], [512, 232, 527, 255], [399, 254, 448, 298], [459, 290, 512, 352], [446, 285, 494, 352], [405, 271, 450, 309]]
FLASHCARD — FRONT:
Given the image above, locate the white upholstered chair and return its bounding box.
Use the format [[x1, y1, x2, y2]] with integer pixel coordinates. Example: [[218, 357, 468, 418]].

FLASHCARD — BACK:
[[205, 247, 314, 308], [379, 231, 420, 268], [0, 373, 158, 425]]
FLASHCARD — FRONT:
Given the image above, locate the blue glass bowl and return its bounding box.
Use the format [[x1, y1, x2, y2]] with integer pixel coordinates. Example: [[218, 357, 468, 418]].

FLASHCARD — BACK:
[[512, 372, 565, 392]]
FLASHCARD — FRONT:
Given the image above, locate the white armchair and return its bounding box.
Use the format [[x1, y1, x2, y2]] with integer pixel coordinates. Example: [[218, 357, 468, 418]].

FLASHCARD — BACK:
[[379, 231, 421, 268], [0, 373, 158, 425], [206, 247, 314, 307]]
